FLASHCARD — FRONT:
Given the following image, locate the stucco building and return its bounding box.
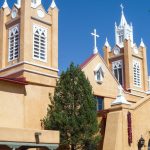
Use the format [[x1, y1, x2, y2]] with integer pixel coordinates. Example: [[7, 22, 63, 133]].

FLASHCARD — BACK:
[[0, 0, 59, 149], [81, 5, 150, 150]]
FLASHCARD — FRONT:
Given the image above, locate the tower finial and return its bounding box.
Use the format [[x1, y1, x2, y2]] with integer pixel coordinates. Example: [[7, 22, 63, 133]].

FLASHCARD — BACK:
[[2, 0, 8, 9], [140, 38, 145, 48], [50, 0, 57, 9], [15, 0, 21, 8], [104, 37, 111, 48], [91, 29, 99, 54], [119, 4, 127, 27], [120, 4, 124, 13]]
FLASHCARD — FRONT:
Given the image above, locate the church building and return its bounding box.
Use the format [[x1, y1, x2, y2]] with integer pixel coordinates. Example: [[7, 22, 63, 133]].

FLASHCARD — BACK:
[[0, 0, 59, 149], [1, 0, 150, 149], [81, 5, 150, 150]]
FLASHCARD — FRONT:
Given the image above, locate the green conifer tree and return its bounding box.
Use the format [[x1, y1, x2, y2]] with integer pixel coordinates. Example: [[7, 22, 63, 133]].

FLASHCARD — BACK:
[[42, 63, 100, 150]]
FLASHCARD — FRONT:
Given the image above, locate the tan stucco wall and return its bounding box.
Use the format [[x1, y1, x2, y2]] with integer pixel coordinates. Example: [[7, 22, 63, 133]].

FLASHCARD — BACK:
[[24, 84, 54, 129], [82, 55, 119, 100], [0, 81, 25, 128], [103, 96, 150, 150], [0, 0, 59, 146], [0, 80, 55, 130]]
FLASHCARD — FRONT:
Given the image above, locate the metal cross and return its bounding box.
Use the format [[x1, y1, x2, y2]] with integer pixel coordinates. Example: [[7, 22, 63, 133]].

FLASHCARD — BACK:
[[120, 4, 124, 11], [91, 29, 99, 54]]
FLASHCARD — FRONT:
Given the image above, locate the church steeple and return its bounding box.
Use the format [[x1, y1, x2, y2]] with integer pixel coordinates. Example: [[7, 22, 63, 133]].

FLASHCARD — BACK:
[[119, 4, 127, 27], [115, 4, 133, 48]]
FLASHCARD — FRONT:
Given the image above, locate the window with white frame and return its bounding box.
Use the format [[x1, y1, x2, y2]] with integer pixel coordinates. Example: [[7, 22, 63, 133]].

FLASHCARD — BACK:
[[94, 64, 104, 84], [8, 24, 20, 61], [133, 60, 141, 87], [112, 60, 123, 86], [33, 25, 47, 62]]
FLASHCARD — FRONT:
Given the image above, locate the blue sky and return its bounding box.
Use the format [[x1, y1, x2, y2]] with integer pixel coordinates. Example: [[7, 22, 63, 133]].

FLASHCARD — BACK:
[[1, 0, 150, 74]]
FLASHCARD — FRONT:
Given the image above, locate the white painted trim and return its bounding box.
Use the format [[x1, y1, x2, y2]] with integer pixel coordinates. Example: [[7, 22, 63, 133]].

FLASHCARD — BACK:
[[8, 24, 20, 62], [112, 59, 124, 86], [133, 60, 141, 87], [127, 88, 145, 94], [0, 61, 59, 72], [0, 68, 58, 78], [24, 69, 58, 78], [32, 24, 48, 62], [24, 61, 59, 72], [0, 62, 23, 72], [126, 92, 145, 98]]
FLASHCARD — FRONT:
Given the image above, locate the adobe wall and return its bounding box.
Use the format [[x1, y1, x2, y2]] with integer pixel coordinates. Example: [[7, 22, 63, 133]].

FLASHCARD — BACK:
[[0, 80, 54, 130], [103, 95, 150, 150]]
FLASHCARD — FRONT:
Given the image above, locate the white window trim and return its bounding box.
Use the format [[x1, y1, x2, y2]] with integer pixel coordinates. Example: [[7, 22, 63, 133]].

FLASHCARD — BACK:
[[133, 60, 141, 87], [112, 60, 124, 86], [33, 24, 48, 63], [94, 63, 104, 84], [8, 24, 20, 62]]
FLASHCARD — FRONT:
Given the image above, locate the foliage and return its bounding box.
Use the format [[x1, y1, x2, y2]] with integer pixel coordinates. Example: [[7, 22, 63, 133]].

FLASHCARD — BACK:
[[42, 63, 100, 150]]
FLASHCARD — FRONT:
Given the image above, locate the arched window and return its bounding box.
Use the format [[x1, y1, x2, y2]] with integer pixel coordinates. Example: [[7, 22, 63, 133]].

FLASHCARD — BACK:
[[94, 64, 104, 84], [112, 60, 123, 85], [8, 24, 20, 61], [133, 60, 141, 87], [33, 25, 47, 62]]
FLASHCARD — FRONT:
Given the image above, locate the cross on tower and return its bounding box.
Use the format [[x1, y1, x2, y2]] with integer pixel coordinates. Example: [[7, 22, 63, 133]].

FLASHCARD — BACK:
[[91, 29, 99, 54], [120, 4, 124, 12]]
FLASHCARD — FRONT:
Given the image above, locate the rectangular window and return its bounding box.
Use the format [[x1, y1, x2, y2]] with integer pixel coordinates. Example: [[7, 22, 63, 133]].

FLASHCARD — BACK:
[[112, 60, 123, 86], [8, 24, 20, 61], [119, 35, 124, 43], [96, 97, 104, 111], [33, 24, 47, 62], [133, 60, 141, 87]]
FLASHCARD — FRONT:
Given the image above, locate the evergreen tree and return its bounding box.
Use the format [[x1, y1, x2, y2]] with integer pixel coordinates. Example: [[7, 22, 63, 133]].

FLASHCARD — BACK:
[[42, 63, 100, 150]]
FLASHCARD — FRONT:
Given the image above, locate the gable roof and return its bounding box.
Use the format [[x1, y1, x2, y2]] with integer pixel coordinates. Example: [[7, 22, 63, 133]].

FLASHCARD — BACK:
[[80, 54, 98, 69], [80, 53, 144, 101]]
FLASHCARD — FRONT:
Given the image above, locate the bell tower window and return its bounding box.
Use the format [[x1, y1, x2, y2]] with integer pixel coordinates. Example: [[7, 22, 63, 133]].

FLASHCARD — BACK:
[[8, 24, 20, 61], [118, 30, 124, 43], [33, 25, 47, 62], [133, 60, 141, 87], [112, 60, 123, 85], [32, 0, 36, 4], [119, 35, 124, 43]]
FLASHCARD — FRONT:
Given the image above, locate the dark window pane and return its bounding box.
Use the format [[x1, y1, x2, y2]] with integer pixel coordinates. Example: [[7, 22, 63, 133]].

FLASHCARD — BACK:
[[96, 97, 104, 111]]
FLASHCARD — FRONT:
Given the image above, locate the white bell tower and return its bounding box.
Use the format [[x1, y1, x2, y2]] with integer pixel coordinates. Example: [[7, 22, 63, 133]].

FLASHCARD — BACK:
[[115, 4, 133, 48]]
